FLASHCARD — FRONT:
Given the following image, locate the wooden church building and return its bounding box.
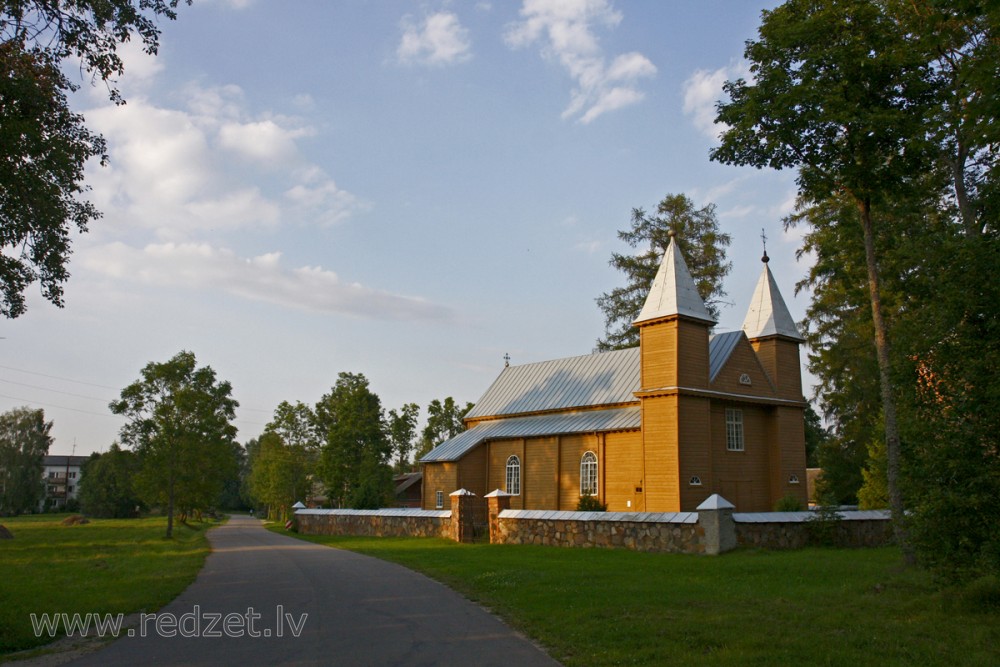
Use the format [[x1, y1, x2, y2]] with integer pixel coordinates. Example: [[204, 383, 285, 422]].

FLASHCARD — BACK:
[[420, 234, 808, 513]]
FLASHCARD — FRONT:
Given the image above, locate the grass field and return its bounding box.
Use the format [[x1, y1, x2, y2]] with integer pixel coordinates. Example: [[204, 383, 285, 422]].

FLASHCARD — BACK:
[[274, 528, 1000, 666], [0, 514, 218, 655]]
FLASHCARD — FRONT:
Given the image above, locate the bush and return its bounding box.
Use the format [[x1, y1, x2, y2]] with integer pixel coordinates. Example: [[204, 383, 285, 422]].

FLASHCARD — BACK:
[[805, 504, 842, 547], [774, 494, 803, 511], [576, 494, 607, 512]]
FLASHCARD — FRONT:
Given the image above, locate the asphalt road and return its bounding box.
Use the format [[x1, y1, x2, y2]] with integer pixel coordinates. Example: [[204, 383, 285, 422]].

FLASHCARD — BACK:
[[68, 515, 560, 667]]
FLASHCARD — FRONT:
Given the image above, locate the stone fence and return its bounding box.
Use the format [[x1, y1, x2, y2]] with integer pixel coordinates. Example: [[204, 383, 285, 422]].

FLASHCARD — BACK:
[[296, 492, 893, 555], [735, 509, 893, 549], [295, 508, 451, 539]]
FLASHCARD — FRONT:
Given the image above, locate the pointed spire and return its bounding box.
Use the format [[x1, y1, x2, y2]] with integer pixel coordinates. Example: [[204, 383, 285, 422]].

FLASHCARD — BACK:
[[634, 232, 715, 325], [742, 258, 803, 341]]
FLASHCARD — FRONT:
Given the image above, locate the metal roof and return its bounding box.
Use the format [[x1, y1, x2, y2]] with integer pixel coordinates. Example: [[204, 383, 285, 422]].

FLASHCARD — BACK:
[[708, 330, 743, 382], [420, 407, 641, 462], [423, 331, 749, 463], [634, 235, 715, 325], [742, 263, 804, 341], [465, 347, 640, 419]]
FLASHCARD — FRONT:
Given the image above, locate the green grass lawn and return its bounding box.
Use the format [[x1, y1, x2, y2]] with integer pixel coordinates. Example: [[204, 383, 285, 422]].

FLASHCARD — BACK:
[[0, 514, 218, 655], [273, 527, 1000, 666]]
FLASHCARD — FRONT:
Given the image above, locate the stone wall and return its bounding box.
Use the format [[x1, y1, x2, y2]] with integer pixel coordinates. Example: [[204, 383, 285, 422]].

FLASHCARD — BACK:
[[734, 510, 893, 549], [296, 509, 451, 539], [494, 509, 706, 554], [295, 499, 893, 555]]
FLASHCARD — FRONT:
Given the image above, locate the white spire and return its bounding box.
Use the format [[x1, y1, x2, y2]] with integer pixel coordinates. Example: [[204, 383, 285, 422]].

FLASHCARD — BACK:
[[742, 258, 803, 341], [634, 233, 715, 325]]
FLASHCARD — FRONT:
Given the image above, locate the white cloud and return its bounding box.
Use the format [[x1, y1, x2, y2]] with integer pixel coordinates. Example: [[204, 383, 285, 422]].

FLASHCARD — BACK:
[[398, 12, 472, 66], [682, 61, 751, 139], [85, 82, 363, 240], [505, 0, 655, 123], [82, 242, 453, 322], [218, 120, 313, 164]]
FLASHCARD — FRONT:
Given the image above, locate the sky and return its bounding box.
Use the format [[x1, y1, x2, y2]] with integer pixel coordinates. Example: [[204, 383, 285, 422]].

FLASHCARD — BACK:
[[2, 0, 814, 457]]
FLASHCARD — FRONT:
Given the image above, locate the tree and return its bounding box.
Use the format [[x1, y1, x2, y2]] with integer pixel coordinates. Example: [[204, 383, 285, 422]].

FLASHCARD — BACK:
[[387, 403, 419, 473], [414, 397, 472, 462], [78, 443, 143, 518], [247, 432, 311, 521], [315, 373, 392, 509], [803, 403, 829, 469], [0, 406, 51, 515], [711, 0, 937, 557], [596, 193, 732, 351], [0, 1, 188, 317], [110, 351, 238, 538]]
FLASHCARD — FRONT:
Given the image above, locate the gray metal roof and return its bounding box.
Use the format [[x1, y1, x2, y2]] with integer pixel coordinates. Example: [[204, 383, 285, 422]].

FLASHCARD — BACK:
[[465, 347, 640, 419], [742, 263, 804, 341], [468, 332, 745, 421], [634, 235, 716, 325], [420, 407, 641, 462], [424, 332, 748, 463], [708, 330, 743, 382]]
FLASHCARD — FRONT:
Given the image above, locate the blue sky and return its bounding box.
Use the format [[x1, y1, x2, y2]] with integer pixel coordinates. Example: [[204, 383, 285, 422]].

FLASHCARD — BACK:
[[2, 0, 812, 456]]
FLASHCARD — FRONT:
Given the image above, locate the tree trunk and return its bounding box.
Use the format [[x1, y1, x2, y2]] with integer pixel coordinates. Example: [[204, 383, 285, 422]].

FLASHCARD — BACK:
[[166, 467, 175, 538], [858, 198, 914, 564]]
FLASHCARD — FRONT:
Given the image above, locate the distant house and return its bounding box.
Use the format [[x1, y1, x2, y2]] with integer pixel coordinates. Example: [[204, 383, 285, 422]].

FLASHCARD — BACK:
[[393, 472, 423, 508], [420, 236, 808, 513], [41, 455, 89, 511]]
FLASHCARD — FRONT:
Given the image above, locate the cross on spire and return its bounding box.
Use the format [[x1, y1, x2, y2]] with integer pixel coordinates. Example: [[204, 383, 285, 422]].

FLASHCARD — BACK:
[[760, 228, 770, 263], [503, 353, 510, 368]]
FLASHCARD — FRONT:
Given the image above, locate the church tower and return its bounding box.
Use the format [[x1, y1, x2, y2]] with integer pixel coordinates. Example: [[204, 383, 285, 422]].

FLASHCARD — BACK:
[[742, 251, 808, 506], [633, 232, 715, 511]]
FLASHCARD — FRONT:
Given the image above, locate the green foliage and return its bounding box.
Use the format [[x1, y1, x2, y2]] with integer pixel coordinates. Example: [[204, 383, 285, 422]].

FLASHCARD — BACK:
[[803, 403, 829, 469], [899, 235, 1000, 581], [315, 372, 393, 509], [858, 436, 889, 510], [596, 193, 731, 351], [712, 1, 1000, 571], [387, 402, 420, 473], [576, 493, 607, 512], [247, 432, 311, 521], [774, 494, 803, 512], [0, 406, 51, 515], [0, 1, 189, 318], [109, 351, 239, 537], [77, 443, 143, 518]]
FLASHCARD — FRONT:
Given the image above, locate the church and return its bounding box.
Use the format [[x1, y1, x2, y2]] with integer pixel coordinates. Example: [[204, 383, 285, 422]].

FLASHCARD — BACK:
[[420, 234, 808, 513]]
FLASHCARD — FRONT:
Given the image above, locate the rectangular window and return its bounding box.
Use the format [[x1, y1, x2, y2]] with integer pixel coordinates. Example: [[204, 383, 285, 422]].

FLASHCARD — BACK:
[[726, 408, 745, 451], [435, 490, 443, 509]]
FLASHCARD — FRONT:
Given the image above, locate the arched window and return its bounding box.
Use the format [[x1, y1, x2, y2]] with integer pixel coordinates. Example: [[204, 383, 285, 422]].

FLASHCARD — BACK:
[[580, 451, 598, 496], [505, 455, 521, 495]]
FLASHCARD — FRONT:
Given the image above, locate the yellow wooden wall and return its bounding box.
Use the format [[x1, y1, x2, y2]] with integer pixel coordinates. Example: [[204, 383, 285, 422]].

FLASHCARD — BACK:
[[678, 395, 713, 510], [750, 338, 803, 401], [641, 394, 680, 512], [604, 430, 642, 511], [422, 462, 457, 510], [710, 403, 772, 511]]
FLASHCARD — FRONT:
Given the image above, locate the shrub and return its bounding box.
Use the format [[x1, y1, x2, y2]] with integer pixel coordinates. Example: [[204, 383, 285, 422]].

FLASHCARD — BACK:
[[774, 494, 803, 511], [576, 494, 607, 512]]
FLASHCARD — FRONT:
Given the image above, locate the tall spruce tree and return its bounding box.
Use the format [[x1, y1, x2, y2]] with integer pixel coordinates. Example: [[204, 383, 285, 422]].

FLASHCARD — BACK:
[[596, 193, 731, 351]]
